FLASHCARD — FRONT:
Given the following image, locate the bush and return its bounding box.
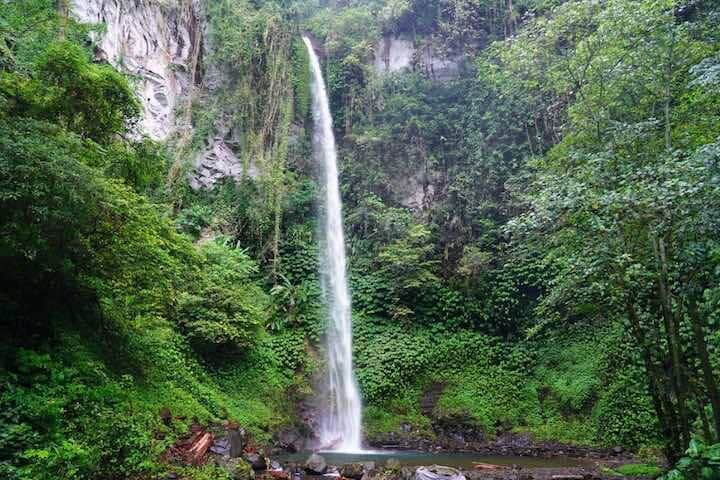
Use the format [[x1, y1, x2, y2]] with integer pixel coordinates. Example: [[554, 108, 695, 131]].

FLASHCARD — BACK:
[[660, 440, 720, 480]]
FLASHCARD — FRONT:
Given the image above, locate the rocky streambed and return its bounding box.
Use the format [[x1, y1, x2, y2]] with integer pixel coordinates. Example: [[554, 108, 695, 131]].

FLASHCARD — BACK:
[[155, 415, 658, 480]]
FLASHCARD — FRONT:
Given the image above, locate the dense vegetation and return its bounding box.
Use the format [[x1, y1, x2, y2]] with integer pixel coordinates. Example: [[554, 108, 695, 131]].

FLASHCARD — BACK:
[[1, 0, 719, 478]]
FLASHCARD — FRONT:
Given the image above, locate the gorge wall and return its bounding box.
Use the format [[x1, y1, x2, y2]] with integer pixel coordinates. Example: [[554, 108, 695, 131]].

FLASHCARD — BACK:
[[71, 0, 203, 140]]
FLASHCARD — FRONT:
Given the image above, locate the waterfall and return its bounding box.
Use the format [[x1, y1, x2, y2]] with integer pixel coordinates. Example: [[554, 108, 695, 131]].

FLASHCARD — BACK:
[[303, 36, 363, 453]]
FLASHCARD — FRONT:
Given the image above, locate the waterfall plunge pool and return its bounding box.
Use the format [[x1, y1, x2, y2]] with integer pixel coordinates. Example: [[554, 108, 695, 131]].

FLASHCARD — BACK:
[[276, 450, 584, 470]]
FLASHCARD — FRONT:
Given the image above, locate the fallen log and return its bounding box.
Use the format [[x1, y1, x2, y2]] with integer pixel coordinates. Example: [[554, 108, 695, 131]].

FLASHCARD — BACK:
[[187, 432, 214, 465]]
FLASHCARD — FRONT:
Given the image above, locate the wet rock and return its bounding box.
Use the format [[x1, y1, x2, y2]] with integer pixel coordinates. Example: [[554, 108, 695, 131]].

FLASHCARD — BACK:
[[385, 458, 402, 471], [211, 437, 231, 456], [265, 471, 290, 480], [362, 462, 376, 472], [612, 446, 624, 455], [275, 427, 307, 453], [340, 463, 365, 479], [244, 452, 266, 470], [292, 468, 305, 480], [399, 466, 416, 480], [415, 466, 466, 480], [305, 453, 327, 474], [228, 426, 246, 457], [361, 469, 379, 480]]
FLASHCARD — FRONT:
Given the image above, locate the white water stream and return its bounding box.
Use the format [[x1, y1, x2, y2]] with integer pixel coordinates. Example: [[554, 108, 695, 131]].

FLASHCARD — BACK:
[[303, 37, 363, 452]]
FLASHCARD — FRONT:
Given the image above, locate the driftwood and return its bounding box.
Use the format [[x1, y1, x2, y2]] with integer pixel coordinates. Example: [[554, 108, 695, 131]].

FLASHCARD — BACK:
[[471, 462, 506, 470]]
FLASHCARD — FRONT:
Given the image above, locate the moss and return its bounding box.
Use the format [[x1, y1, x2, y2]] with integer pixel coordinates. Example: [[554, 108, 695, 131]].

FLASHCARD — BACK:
[[604, 463, 664, 477]]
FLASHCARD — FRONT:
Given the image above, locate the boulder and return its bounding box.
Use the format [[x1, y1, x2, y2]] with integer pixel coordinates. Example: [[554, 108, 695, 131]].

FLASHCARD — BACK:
[[211, 437, 231, 456], [340, 463, 365, 479], [265, 472, 290, 480], [399, 466, 415, 480], [275, 427, 306, 453], [305, 453, 327, 474], [244, 452, 266, 470], [415, 465, 465, 480], [228, 427, 246, 458]]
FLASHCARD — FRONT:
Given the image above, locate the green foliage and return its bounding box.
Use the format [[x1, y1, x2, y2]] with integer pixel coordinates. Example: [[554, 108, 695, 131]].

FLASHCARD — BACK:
[[0, 0, 92, 72], [608, 463, 663, 477], [177, 239, 268, 350], [1, 41, 139, 143], [291, 38, 311, 121], [437, 366, 539, 432], [175, 204, 213, 239], [660, 440, 720, 480], [363, 386, 433, 439], [592, 372, 660, 449], [2, 0, 720, 477], [0, 9, 305, 479]]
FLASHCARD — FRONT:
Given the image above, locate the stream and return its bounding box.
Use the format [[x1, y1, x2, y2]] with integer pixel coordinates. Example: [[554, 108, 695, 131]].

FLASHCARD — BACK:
[[277, 450, 584, 469]]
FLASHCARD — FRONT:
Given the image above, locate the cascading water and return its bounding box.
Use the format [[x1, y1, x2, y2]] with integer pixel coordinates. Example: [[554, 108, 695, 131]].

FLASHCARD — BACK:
[[303, 36, 363, 453]]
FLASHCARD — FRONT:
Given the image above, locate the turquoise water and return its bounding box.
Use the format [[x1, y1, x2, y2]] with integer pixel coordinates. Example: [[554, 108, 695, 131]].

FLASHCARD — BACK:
[[277, 450, 583, 469]]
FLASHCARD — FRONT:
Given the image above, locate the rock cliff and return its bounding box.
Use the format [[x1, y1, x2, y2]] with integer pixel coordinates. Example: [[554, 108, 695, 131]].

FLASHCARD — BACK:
[[71, 0, 203, 140]]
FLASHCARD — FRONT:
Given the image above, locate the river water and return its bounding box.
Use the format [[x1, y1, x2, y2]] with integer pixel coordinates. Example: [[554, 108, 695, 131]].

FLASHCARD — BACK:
[[278, 450, 583, 469]]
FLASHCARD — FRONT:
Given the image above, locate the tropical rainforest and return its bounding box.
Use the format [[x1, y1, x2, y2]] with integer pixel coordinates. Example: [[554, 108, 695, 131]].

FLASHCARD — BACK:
[[1, 0, 720, 478]]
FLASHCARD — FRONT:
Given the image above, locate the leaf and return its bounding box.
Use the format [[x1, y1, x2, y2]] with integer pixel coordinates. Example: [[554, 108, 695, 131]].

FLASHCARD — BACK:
[[687, 439, 703, 458]]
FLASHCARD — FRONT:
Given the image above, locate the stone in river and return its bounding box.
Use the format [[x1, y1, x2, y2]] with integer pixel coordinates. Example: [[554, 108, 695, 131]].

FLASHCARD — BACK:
[[415, 465, 465, 480], [305, 453, 327, 474], [340, 463, 365, 479], [385, 458, 401, 471], [244, 452, 267, 470]]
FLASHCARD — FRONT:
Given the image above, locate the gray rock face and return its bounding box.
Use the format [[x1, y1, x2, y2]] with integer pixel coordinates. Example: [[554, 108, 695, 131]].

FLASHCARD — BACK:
[[71, 0, 204, 140], [374, 36, 461, 81], [274, 426, 308, 453], [189, 120, 260, 190], [304, 453, 327, 474]]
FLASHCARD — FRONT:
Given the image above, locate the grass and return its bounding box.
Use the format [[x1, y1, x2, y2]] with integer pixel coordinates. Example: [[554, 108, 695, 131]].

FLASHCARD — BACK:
[[602, 463, 664, 478]]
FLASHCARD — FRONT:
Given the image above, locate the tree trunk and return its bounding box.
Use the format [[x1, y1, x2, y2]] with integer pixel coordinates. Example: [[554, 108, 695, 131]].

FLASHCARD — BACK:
[[653, 235, 690, 448], [663, 28, 675, 153], [625, 296, 681, 462], [688, 296, 720, 440], [693, 385, 713, 442]]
